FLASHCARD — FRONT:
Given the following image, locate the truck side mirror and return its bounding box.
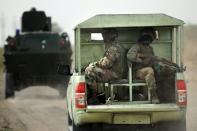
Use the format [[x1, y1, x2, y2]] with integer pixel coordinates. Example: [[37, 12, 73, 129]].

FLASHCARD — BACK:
[[57, 65, 72, 76]]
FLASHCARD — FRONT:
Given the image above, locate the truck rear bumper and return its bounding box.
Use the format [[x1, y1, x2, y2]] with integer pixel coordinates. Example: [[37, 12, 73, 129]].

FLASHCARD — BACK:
[[75, 104, 186, 125], [87, 104, 180, 112]]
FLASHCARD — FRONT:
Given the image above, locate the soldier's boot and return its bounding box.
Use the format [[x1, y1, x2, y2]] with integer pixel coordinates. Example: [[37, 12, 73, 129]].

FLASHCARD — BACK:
[[151, 89, 160, 104]]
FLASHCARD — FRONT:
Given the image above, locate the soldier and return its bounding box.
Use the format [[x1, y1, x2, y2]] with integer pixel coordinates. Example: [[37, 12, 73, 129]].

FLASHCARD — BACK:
[[127, 27, 160, 104], [85, 28, 126, 104], [85, 28, 126, 83]]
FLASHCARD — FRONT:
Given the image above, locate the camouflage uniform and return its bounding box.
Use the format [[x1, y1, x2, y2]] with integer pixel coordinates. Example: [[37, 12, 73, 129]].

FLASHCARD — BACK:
[[85, 28, 126, 104], [127, 43, 159, 103], [85, 39, 127, 104], [85, 42, 126, 82]]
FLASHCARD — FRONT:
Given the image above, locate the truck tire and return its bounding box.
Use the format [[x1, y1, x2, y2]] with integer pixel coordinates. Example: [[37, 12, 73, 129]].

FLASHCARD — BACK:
[[67, 114, 92, 131], [5, 73, 15, 98]]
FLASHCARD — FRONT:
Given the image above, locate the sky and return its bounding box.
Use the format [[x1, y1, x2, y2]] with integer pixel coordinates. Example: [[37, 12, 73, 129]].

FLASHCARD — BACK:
[[0, 0, 197, 46]]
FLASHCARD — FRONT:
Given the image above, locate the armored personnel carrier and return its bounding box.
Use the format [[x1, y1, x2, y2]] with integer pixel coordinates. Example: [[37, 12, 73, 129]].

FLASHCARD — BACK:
[[3, 8, 72, 98]]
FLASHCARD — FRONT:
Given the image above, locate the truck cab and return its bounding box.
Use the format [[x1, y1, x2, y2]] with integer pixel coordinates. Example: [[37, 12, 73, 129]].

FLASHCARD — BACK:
[[65, 14, 187, 131]]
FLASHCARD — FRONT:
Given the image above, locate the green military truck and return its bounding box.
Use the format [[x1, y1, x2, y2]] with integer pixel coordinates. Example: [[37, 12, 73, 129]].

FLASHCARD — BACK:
[[60, 14, 187, 131], [3, 8, 72, 98]]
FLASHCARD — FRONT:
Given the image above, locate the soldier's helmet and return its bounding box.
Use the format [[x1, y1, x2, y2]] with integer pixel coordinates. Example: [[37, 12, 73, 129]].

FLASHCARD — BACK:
[[102, 28, 118, 43], [138, 27, 156, 44]]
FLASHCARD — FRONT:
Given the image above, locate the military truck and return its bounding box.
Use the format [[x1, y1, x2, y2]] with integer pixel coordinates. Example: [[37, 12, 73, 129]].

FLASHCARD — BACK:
[[59, 14, 187, 131], [3, 8, 72, 98]]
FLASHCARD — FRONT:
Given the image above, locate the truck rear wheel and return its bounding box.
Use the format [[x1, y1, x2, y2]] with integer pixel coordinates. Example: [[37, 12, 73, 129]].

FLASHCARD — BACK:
[[5, 73, 15, 98]]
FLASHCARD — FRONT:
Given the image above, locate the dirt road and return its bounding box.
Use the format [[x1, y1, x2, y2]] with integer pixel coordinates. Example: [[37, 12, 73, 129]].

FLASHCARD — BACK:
[[0, 86, 68, 131]]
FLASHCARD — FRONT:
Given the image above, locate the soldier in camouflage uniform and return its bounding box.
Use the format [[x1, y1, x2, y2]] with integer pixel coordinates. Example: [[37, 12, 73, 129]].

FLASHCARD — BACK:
[[127, 27, 159, 104], [85, 28, 126, 104], [85, 28, 126, 83]]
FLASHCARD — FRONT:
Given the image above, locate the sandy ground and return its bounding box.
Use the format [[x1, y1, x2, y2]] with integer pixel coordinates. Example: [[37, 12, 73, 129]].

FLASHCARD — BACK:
[[0, 86, 68, 131]]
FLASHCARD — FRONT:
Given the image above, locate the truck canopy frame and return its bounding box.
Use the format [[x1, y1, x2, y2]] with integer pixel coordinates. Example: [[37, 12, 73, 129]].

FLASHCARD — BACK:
[[74, 14, 184, 74], [75, 14, 184, 29]]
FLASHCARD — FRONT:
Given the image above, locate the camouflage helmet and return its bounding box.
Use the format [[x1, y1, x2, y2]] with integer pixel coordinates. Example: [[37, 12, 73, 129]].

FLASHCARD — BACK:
[[138, 27, 156, 44], [102, 28, 118, 43]]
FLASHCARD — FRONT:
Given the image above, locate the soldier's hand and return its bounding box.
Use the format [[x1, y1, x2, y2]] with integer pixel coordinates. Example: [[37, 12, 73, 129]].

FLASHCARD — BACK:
[[97, 57, 113, 68]]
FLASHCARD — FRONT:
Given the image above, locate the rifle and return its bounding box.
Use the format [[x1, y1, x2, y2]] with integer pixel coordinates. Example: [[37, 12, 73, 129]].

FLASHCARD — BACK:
[[138, 53, 181, 72], [152, 56, 181, 72]]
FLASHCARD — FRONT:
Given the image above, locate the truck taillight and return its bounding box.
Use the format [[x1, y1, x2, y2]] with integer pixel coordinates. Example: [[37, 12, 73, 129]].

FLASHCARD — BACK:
[[75, 82, 86, 109], [176, 80, 187, 107]]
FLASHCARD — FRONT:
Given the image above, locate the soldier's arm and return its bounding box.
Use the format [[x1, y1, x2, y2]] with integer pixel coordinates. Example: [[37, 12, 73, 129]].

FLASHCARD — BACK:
[[127, 44, 142, 64], [97, 46, 120, 68]]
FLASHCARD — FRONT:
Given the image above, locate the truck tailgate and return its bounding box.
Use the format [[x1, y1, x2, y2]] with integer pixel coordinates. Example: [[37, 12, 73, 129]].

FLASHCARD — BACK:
[[86, 104, 180, 113]]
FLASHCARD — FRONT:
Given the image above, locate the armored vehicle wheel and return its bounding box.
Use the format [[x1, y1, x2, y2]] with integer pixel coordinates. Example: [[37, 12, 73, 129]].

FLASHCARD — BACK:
[[67, 114, 92, 131], [5, 73, 15, 98]]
